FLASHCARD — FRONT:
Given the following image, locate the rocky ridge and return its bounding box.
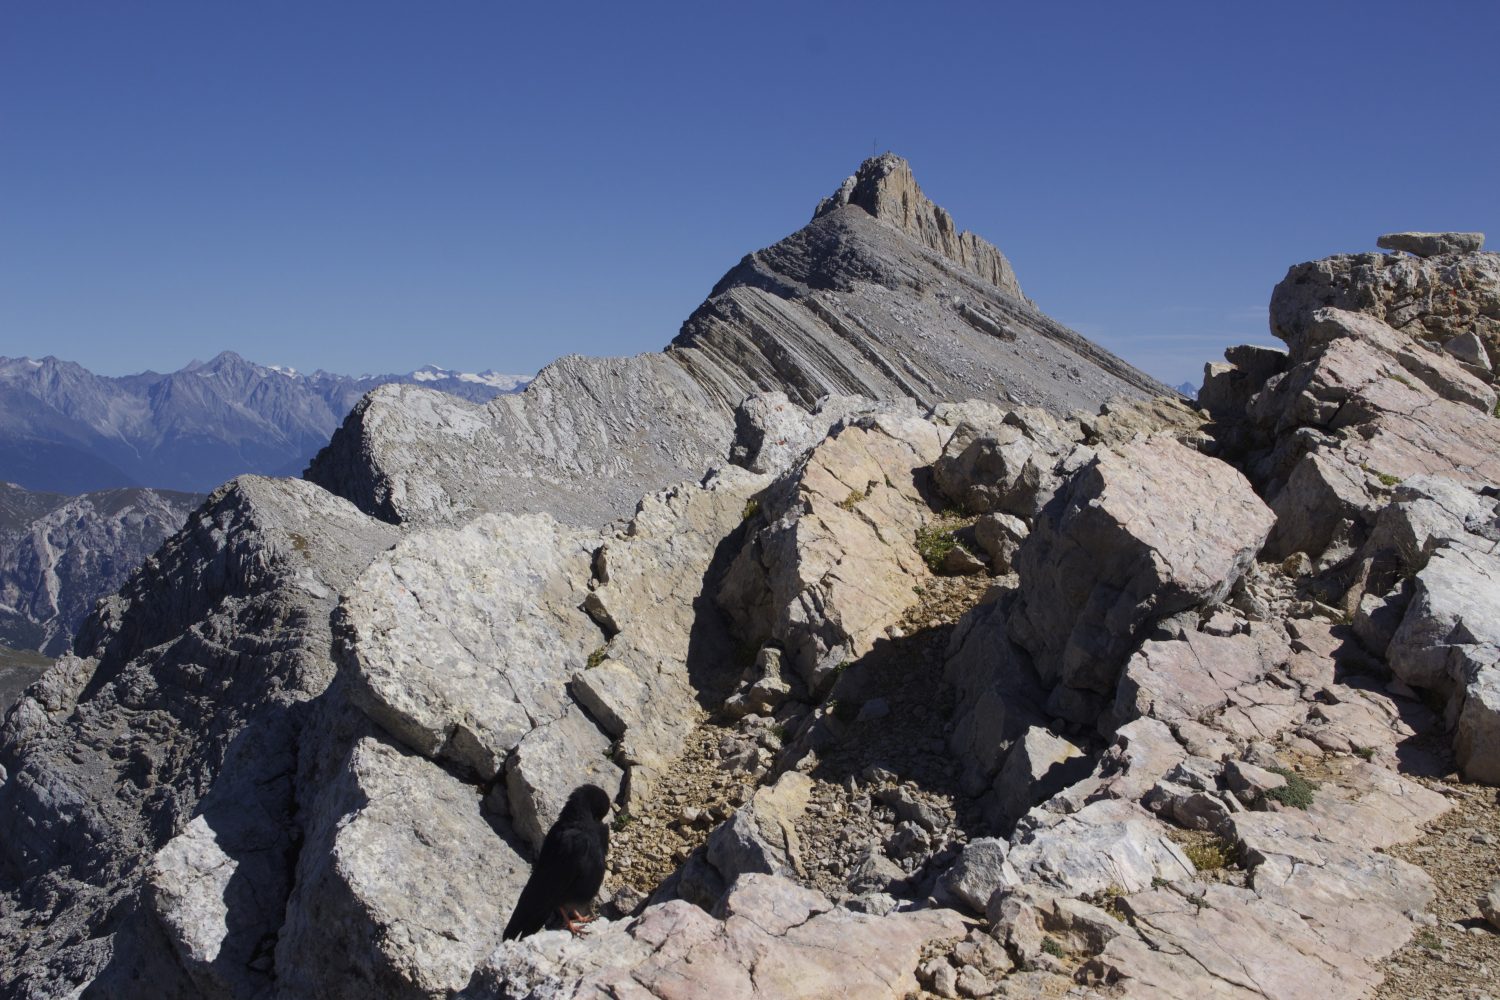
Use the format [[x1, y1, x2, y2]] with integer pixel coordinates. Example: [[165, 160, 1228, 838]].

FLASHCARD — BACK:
[[1, 165, 1496, 1000]]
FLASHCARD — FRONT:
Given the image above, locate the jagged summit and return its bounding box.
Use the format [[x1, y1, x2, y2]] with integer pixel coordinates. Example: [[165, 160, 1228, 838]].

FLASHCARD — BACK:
[[311, 155, 1167, 527], [814, 153, 1025, 300]]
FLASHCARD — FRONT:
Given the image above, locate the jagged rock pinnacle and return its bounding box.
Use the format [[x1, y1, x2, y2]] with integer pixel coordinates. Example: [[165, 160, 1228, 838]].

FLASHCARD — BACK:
[[814, 153, 1024, 299]]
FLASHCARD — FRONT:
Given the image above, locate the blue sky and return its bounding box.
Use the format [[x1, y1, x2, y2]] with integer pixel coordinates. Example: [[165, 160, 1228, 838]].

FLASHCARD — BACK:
[[1, 2, 1495, 388]]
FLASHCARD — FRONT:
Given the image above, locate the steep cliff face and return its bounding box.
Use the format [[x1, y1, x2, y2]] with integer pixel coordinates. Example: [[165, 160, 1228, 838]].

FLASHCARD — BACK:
[[0, 483, 204, 657], [307, 155, 1167, 529]]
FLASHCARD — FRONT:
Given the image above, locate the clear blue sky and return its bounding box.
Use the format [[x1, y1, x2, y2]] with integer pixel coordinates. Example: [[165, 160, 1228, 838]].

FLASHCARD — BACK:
[[2, 2, 1495, 388]]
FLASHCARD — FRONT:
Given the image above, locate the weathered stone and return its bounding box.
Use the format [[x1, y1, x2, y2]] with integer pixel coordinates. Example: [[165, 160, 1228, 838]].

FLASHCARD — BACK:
[[932, 407, 1077, 519], [729, 390, 873, 475], [991, 726, 1089, 828], [574, 467, 770, 798], [465, 873, 967, 1000], [1376, 231, 1485, 257], [973, 511, 1029, 573], [681, 772, 815, 908], [1482, 878, 1500, 930], [942, 837, 1017, 914], [1387, 542, 1500, 783], [1114, 626, 1290, 730], [1009, 436, 1274, 715], [719, 414, 948, 690], [1262, 450, 1373, 561], [277, 733, 530, 1000], [340, 512, 601, 781], [1443, 330, 1492, 370], [1007, 799, 1196, 896]]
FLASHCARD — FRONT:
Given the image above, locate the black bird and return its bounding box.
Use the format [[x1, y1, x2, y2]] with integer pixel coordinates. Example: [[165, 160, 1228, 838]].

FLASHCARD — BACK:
[[503, 784, 611, 940]]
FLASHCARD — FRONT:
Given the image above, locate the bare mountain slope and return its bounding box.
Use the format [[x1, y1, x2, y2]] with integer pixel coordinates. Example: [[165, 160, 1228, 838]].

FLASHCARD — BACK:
[[307, 154, 1168, 528]]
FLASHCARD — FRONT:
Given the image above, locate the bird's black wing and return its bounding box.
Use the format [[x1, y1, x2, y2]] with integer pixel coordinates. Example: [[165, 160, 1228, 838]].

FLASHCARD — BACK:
[[502, 816, 607, 940]]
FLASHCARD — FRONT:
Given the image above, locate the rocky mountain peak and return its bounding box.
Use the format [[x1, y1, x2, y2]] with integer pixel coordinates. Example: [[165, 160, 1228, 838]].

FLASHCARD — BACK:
[[813, 152, 1024, 299]]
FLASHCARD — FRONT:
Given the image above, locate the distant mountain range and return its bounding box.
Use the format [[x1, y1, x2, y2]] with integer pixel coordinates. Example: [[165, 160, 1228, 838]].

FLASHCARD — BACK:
[[0, 352, 529, 493], [0, 482, 203, 656]]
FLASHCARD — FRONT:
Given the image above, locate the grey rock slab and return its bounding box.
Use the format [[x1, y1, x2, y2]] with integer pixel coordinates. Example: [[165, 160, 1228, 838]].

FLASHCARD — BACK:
[[1114, 626, 1290, 728], [1387, 541, 1500, 782], [1006, 799, 1196, 896], [1272, 248, 1500, 359], [694, 771, 815, 905], [1443, 330, 1492, 369], [275, 733, 531, 1000], [1010, 435, 1274, 711], [1482, 878, 1500, 930], [941, 837, 1017, 914], [719, 413, 948, 689], [1377, 231, 1485, 257], [991, 725, 1088, 828], [340, 511, 602, 781]]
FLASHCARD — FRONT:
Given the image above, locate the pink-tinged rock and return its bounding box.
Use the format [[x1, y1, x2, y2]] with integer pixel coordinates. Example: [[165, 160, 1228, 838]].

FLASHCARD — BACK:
[[469, 874, 968, 1000], [1009, 436, 1275, 714]]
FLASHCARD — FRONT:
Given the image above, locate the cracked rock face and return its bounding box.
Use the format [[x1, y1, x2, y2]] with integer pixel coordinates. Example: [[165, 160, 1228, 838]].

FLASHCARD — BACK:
[[1008, 435, 1275, 723], [339, 511, 603, 781], [719, 412, 950, 691]]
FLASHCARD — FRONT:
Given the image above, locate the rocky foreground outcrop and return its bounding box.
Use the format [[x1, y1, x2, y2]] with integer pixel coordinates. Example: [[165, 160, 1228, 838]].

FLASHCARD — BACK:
[[3, 164, 1498, 1000]]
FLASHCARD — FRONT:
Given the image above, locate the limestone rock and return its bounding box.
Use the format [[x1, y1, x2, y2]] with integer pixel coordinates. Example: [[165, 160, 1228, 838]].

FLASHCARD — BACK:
[[682, 772, 815, 908], [339, 512, 601, 782], [464, 873, 968, 1000], [1482, 878, 1500, 931], [991, 726, 1089, 828], [1377, 231, 1485, 257], [503, 704, 623, 853], [1271, 246, 1500, 357], [276, 733, 531, 1000], [814, 152, 1027, 300], [1006, 799, 1196, 896], [941, 837, 1017, 914], [729, 391, 876, 475], [0, 476, 398, 998], [573, 467, 770, 800], [973, 511, 1028, 573], [931, 405, 1079, 519], [1008, 436, 1274, 719], [719, 414, 948, 690]]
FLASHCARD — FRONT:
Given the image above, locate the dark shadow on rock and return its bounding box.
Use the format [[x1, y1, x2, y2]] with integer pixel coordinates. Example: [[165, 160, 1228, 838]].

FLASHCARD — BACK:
[[682, 515, 757, 710]]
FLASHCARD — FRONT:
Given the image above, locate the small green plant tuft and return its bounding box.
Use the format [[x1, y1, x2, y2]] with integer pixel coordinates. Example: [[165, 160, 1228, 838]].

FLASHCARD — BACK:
[[1040, 936, 1066, 958], [837, 487, 867, 511], [586, 646, 608, 669], [770, 723, 788, 745], [1352, 745, 1375, 761], [1389, 371, 1416, 390], [611, 809, 634, 833], [1092, 885, 1128, 922], [1265, 766, 1319, 809], [915, 523, 958, 571], [741, 498, 761, 522], [1414, 928, 1443, 951], [1182, 837, 1236, 871]]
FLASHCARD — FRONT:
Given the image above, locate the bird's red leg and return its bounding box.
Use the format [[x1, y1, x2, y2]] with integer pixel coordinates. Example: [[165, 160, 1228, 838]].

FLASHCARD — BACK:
[[562, 907, 595, 935]]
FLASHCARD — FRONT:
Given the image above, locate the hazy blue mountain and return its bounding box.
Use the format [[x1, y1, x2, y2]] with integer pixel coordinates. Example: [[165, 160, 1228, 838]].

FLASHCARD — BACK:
[[1174, 380, 1199, 400], [0, 353, 529, 493]]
